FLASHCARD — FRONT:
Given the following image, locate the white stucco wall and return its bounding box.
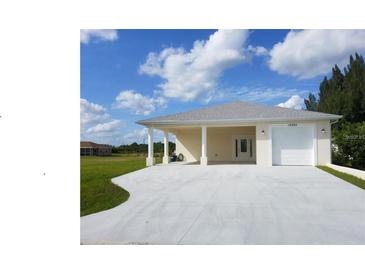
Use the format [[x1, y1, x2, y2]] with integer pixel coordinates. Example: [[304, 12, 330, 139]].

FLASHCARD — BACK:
[[255, 123, 271, 166], [258, 120, 332, 166], [174, 126, 256, 163], [316, 120, 331, 165], [174, 127, 201, 162], [207, 127, 255, 162], [172, 120, 333, 166]]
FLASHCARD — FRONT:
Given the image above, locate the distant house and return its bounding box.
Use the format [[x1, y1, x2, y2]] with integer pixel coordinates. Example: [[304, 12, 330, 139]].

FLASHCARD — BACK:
[[80, 141, 112, 156]]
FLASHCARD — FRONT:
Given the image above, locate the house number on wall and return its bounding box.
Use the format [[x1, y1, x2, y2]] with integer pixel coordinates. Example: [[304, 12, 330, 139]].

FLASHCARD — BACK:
[[288, 123, 298, 127]]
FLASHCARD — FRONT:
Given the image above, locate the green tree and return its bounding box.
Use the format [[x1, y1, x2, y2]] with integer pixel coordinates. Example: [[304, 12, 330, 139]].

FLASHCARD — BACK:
[[343, 53, 365, 122], [304, 53, 365, 169], [317, 65, 345, 116], [112, 142, 176, 155], [304, 93, 318, 111], [305, 53, 365, 124], [332, 122, 365, 170]]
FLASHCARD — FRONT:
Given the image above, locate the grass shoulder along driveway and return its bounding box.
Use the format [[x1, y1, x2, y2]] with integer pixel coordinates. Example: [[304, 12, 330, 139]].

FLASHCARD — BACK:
[[317, 165, 365, 190], [81, 154, 160, 216]]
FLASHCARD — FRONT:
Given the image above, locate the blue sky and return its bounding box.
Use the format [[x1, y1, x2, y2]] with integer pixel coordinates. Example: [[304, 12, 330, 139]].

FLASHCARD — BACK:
[[80, 29, 365, 145]]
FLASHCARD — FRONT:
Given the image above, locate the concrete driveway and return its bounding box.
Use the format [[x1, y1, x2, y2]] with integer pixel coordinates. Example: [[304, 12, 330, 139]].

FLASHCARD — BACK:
[[81, 165, 365, 244]]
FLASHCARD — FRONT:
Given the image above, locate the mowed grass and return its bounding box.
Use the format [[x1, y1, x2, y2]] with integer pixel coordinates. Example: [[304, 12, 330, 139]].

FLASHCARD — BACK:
[[317, 165, 365, 190], [81, 154, 160, 216]]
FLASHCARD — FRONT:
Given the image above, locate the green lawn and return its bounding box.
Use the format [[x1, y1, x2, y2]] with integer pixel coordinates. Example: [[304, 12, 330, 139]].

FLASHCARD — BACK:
[[81, 154, 161, 216], [317, 166, 365, 190]]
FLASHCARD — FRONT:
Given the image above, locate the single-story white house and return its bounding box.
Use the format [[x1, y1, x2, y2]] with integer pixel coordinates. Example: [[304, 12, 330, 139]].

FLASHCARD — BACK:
[[137, 101, 342, 167]]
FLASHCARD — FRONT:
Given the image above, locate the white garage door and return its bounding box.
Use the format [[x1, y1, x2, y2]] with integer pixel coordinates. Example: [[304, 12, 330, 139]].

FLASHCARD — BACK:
[[272, 126, 314, 166]]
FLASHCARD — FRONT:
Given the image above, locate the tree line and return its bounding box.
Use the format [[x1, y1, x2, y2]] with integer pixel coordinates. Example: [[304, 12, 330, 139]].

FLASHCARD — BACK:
[[112, 141, 176, 155], [305, 53, 365, 169]]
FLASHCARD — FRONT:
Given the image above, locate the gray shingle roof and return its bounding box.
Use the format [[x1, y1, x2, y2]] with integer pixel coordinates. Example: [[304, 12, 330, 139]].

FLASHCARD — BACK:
[[136, 101, 342, 126]]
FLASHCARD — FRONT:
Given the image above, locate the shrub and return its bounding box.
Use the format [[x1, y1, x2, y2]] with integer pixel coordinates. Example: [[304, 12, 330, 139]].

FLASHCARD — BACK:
[[332, 122, 365, 170]]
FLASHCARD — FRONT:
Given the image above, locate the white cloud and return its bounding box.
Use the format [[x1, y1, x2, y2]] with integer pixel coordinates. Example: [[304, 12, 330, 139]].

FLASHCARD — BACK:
[[113, 90, 167, 116], [226, 86, 309, 103], [139, 29, 251, 101], [277, 95, 304, 110], [268, 30, 365, 79], [80, 98, 172, 145], [80, 98, 110, 129], [86, 120, 121, 134], [122, 128, 169, 145], [80, 98, 123, 145], [123, 128, 148, 144], [80, 29, 118, 44], [248, 45, 269, 56]]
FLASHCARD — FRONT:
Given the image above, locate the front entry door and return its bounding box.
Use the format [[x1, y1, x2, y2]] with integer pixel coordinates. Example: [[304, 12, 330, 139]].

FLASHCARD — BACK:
[[233, 136, 253, 161]]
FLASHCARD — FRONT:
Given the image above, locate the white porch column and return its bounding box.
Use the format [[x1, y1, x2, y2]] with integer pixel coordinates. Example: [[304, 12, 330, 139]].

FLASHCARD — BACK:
[[200, 126, 208, 165], [146, 127, 155, 166], [163, 131, 170, 164]]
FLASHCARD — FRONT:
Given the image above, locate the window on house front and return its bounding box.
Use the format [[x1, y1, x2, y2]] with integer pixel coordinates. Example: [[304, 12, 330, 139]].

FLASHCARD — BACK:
[[240, 139, 247, 153], [250, 139, 253, 157]]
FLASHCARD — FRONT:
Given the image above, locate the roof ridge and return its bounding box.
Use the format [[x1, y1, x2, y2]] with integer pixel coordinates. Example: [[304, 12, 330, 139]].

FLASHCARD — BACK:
[[136, 100, 342, 126]]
